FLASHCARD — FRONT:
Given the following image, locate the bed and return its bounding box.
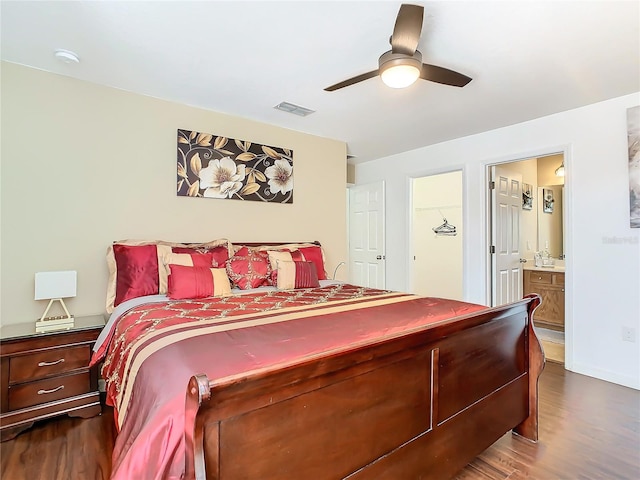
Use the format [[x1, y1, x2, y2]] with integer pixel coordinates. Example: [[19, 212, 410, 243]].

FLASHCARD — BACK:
[[92, 239, 544, 480]]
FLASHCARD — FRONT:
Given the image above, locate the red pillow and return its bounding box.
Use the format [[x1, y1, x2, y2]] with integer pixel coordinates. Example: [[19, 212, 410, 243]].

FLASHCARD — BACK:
[[113, 244, 160, 307], [171, 245, 229, 267], [167, 265, 231, 299], [276, 260, 320, 290], [226, 247, 271, 289], [298, 246, 327, 280]]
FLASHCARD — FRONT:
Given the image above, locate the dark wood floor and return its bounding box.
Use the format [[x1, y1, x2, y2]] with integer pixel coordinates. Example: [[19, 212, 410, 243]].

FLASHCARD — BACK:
[[1, 362, 639, 479]]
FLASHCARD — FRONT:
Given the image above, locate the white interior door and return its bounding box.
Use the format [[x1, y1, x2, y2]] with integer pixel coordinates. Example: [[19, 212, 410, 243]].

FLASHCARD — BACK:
[[348, 182, 385, 288], [491, 166, 523, 306]]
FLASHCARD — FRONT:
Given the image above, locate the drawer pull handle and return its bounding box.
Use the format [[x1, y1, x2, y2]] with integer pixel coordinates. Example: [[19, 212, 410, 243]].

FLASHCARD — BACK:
[[37, 385, 64, 395], [38, 358, 65, 367]]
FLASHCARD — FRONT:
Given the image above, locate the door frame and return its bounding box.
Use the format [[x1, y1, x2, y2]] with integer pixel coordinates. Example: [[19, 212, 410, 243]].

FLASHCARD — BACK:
[[484, 144, 573, 369]]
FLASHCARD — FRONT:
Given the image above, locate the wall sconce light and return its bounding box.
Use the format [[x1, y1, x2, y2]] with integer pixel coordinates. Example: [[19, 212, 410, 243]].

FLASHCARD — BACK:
[[555, 161, 565, 177], [35, 271, 77, 332]]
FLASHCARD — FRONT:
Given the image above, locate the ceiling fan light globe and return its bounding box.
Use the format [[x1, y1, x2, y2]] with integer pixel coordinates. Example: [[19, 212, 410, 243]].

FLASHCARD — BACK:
[[381, 64, 420, 88], [378, 50, 422, 89]]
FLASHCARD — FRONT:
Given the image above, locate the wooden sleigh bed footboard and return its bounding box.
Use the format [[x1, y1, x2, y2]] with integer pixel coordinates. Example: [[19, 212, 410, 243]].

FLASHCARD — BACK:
[[184, 294, 544, 480]]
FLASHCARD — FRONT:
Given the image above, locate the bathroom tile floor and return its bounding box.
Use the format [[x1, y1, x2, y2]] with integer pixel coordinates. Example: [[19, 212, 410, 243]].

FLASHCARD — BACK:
[[537, 327, 565, 363]]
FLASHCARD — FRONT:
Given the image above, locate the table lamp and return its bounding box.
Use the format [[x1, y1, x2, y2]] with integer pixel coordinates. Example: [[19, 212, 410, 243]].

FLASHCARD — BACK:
[[35, 270, 77, 332]]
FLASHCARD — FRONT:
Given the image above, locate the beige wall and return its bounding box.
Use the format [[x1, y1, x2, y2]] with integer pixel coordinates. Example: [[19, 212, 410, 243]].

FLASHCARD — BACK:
[[537, 154, 565, 257], [537, 154, 565, 187], [411, 171, 463, 300], [0, 62, 347, 325]]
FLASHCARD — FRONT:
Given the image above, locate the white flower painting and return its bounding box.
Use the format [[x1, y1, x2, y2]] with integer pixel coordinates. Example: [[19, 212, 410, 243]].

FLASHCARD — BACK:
[[177, 129, 294, 204], [628, 106, 640, 228]]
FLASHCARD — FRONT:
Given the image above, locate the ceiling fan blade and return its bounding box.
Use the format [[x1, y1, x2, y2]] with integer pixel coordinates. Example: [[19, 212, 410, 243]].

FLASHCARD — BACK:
[[390, 4, 424, 55], [420, 64, 472, 87], [324, 70, 380, 92]]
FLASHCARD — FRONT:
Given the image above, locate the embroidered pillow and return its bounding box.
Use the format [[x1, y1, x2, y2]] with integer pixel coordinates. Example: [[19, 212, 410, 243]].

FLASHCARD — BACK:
[[167, 265, 231, 299], [226, 247, 271, 290], [276, 260, 320, 290]]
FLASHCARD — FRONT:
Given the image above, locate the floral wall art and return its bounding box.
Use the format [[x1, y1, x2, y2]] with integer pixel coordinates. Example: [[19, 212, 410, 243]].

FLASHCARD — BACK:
[[177, 129, 293, 203], [522, 183, 533, 210], [542, 188, 554, 214]]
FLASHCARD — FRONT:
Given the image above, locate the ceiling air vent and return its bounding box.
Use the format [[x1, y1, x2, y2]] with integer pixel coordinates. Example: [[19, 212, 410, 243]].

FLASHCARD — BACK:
[[274, 102, 315, 117]]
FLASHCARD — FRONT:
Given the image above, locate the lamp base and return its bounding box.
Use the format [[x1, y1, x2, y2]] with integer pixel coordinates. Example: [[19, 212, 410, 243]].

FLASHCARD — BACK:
[[36, 299, 74, 332], [36, 317, 75, 333]]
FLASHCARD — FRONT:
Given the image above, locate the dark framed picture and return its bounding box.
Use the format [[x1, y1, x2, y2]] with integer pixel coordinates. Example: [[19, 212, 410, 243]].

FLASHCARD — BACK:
[[543, 188, 554, 213], [522, 183, 533, 210]]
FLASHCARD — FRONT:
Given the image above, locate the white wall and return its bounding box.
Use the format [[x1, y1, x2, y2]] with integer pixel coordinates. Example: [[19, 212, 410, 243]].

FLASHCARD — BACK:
[[1, 62, 347, 325], [356, 92, 640, 389]]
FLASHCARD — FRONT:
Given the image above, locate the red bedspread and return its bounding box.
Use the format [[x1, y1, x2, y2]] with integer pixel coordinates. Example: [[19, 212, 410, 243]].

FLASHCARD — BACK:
[[92, 284, 486, 480]]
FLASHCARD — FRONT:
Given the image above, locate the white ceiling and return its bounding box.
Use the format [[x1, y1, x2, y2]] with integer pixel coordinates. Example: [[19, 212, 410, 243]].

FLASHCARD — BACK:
[[2, 1, 639, 164]]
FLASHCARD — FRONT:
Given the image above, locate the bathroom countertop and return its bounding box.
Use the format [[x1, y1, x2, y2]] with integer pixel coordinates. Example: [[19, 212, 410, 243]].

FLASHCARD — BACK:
[[523, 264, 565, 273]]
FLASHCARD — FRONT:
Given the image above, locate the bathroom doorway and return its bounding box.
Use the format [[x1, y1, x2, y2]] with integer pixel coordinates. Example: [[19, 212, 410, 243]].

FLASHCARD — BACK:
[[488, 153, 567, 364]]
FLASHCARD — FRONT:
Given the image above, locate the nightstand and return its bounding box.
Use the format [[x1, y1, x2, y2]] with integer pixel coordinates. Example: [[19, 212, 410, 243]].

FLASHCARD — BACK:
[[0, 315, 105, 441]]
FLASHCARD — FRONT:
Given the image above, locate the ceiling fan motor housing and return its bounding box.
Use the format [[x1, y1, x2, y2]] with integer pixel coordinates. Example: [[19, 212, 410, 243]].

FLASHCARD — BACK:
[[378, 50, 423, 88]]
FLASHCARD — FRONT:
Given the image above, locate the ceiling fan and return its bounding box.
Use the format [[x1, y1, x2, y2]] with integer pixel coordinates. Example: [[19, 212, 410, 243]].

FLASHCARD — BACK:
[[324, 4, 472, 91]]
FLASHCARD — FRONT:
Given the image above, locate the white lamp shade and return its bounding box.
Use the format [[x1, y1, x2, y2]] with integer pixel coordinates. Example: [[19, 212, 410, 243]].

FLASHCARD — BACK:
[[35, 271, 77, 300]]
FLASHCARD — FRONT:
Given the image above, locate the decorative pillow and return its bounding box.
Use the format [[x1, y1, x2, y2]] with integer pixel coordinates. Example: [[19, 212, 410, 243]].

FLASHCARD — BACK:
[[106, 238, 231, 312], [296, 246, 327, 280], [171, 245, 229, 267], [167, 265, 231, 300], [267, 250, 304, 274], [163, 251, 217, 269], [267, 245, 327, 283], [108, 243, 171, 311], [226, 247, 271, 290], [276, 260, 320, 290], [160, 250, 220, 290]]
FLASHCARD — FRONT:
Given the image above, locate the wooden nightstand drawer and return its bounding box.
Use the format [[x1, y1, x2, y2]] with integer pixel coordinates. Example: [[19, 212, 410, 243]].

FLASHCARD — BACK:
[[1, 315, 105, 441], [9, 345, 91, 384], [8, 371, 91, 411], [529, 272, 552, 284]]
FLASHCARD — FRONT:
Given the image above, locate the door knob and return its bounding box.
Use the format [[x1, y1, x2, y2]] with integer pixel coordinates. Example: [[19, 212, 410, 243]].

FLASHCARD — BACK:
[[376, 255, 386, 260], [519, 258, 527, 263]]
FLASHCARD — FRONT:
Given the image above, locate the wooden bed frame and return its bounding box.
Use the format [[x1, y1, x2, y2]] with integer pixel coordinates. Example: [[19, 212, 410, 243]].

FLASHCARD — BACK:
[[183, 292, 543, 480]]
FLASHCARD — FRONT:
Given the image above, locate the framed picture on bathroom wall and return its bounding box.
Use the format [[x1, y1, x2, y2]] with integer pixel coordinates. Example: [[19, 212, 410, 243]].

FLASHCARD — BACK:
[[522, 183, 533, 210], [543, 188, 554, 213]]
